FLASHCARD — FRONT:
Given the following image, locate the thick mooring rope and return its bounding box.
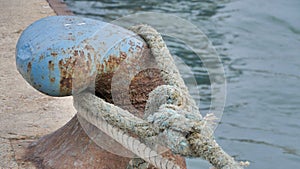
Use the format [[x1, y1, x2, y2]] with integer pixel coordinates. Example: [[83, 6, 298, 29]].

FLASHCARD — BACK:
[[74, 25, 248, 169], [130, 25, 246, 169], [74, 92, 180, 169]]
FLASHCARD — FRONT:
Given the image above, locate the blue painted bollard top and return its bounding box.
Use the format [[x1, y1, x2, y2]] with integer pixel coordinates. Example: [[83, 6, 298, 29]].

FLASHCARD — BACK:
[[16, 16, 145, 96]]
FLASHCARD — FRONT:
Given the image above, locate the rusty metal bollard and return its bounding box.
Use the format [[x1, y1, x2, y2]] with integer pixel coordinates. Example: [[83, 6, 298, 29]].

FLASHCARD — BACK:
[[16, 15, 245, 169], [16, 16, 186, 169]]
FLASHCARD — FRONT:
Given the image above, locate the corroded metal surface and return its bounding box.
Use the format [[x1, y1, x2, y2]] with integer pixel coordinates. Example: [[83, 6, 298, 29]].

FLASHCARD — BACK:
[[25, 115, 132, 169], [16, 15, 244, 169], [16, 16, 145, 96], [96, 46, 165, 117], [16, 15, 186, 169]]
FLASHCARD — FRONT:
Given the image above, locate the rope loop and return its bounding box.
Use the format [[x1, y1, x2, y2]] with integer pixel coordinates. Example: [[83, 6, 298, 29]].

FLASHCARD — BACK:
[[74, 24, 248, 169]]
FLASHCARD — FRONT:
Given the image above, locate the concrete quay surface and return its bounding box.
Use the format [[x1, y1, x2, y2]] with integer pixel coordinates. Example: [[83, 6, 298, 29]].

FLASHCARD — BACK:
[[0, 0, 76, 168]]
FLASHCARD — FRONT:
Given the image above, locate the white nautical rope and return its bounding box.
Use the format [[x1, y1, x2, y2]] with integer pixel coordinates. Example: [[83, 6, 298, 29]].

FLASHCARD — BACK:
[[73, 25, 247, 169], [130, 25, 245, 169], [74, 92, 180, 169]]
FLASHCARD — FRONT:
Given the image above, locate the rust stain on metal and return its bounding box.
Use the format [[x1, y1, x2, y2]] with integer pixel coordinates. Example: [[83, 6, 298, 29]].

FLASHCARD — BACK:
[[129, 68, 164, 114], [95, 47, 166, 118], [120, 52, 127, 61], [95, 72, 114, 103], [58, 56, 76, 95], [74, 50, 78, 56], [48, 60, 54, 71], [85, 44, 94, 51], [39, 55, 44, 62], [27, 61, 33, 83], [27, 62, 32, 74], [79, 51, 85, 58], [73, 49, 94, 94], [128, 40, 135, 47], [51, 52, 58, 57], [87, 53, 92, 64], [50, 77, 55, 83], [95, 53, 127, 103], [57, 46, 98, 95], [102, 53, 127, 72], [61, 48, 66, 55]]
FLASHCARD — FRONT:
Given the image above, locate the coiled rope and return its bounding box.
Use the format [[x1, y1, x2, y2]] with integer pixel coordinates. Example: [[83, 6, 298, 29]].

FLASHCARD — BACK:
[[73, 25, 248, 169]]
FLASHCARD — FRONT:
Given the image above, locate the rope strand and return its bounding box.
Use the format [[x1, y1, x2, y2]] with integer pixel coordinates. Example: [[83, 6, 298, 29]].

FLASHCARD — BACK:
[[74, 25, 247, 169], [74, 92, 181, 169]]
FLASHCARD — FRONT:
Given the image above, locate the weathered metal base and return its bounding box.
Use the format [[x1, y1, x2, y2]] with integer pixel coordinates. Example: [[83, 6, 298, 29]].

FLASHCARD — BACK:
[[25, 115, 131, 169], [24, 115, 186, 169]]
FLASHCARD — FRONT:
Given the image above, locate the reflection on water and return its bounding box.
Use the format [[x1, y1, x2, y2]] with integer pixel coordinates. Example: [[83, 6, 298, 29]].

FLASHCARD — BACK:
[[65, 0, 300, 168]]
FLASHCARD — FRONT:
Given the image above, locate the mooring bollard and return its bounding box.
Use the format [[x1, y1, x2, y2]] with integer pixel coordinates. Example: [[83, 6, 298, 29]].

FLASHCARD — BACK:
[[16, 16, 245, 169], [16, 16, 145, 96], [16, 16, 187, 169]]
